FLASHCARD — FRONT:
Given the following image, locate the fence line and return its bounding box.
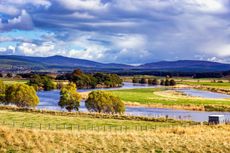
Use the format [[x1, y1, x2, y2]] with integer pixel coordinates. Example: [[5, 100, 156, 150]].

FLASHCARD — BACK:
[[0, 120, 194, 132]]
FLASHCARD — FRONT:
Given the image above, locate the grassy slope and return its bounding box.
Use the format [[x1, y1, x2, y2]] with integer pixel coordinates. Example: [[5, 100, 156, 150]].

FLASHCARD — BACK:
[[0, 110, 182, 130], [0, 125, 230, 152], [111, 88, 230, 106]]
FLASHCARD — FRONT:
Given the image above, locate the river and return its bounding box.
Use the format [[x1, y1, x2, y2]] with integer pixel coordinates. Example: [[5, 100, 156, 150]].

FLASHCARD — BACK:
[[37, 82, 230, 122]]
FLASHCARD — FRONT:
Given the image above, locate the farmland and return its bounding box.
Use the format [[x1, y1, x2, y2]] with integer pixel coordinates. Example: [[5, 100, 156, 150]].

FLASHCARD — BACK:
[[0, 124, 230, 152], [0, 109, 186, 131]]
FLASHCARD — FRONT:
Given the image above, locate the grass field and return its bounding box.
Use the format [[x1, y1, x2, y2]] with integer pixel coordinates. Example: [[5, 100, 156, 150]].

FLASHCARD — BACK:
[[0, 110, 185, 131], [111, 88, 230, 111], [178, 80, 230, 89], [0, 78, 28, 84], [0, 125, 229, 152]]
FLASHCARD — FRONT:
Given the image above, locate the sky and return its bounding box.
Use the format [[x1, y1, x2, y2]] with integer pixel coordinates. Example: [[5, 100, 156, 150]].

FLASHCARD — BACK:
[[0, 0, 230, 64]]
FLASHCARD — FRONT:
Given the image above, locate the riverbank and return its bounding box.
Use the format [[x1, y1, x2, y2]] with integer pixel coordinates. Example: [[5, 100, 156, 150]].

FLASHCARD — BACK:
[[79, 88, 230, 112], [110, 88, 230, 112], [176, 81, 230, 95]]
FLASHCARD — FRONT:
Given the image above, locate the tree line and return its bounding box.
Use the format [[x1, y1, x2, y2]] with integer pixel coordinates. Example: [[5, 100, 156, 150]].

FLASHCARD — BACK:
[[132, 77, 176, 86], [57, 69, 123, 89]]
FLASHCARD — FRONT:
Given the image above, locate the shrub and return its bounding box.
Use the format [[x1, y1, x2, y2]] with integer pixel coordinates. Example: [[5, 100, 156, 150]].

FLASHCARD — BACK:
[[85, 91, 125, 114], [58, 83, 82, 112]]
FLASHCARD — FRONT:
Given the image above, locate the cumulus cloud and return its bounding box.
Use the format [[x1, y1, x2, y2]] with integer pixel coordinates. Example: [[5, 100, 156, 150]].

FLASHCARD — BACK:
[[1, 0, 51, 8], [16, 42, 55, 56], [56, 0, 108, 11], [0, 10, 33, 31]]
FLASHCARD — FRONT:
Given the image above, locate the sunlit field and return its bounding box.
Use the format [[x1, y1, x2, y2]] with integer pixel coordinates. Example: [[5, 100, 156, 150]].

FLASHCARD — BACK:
[[0, 78, 28, 84], [0, 125, 230, 152], [0, 109, 185, 131], [111, 88, 230, 111]]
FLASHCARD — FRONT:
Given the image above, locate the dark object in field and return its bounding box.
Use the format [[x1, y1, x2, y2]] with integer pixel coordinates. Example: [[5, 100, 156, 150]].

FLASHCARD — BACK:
[[208, 115, 225, 124]]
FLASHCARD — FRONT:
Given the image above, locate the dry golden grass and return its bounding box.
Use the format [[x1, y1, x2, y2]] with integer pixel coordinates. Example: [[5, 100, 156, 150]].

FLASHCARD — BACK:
[[0, 125, 230, 152]]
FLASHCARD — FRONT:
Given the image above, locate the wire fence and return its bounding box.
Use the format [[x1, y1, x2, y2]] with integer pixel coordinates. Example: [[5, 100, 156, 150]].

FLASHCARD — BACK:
[[0, 120, 194, 132]]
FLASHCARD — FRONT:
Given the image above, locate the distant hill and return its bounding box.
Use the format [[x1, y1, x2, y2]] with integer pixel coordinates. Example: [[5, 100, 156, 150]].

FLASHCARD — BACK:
[[0, 55, 230, 72], [0, 55, 133, 71], [140, 60, 230, 72]]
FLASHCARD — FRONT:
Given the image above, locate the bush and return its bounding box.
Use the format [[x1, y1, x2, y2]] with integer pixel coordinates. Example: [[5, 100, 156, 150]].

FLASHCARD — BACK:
[[58, 83, 82, 112], [85, 91, 125, 114], [5, 84, 39, 107]]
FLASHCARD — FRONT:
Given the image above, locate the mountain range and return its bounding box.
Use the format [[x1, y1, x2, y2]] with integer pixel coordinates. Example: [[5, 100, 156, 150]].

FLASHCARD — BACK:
[[0, 55, 230, 73]]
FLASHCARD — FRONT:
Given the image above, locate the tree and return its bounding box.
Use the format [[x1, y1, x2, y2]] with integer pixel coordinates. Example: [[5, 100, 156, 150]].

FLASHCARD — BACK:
[[6, 73, 13, 78], [152, 78, 159, 85], [132, 77, 139, 83], [140, 78, 148, 84], [165, 79, 170, 86], [0, 80, 5, 102], [169, 79, 176, 86], [68, 70, 123, 89], [58, 83, 82, 112], [43, 78, 56, 91], [85, 91, 125, 114], [148, 79, 153, 84], [160, 80, 165, 85], [5, 84, 39, 107], [28, 75, 56, 91]]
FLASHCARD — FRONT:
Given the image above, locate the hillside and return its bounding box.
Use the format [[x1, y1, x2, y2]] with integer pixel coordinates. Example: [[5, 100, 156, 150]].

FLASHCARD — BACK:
[[0, 55, 132, 71], [140, 60, 230, 72], [0, 55, 230, 72]]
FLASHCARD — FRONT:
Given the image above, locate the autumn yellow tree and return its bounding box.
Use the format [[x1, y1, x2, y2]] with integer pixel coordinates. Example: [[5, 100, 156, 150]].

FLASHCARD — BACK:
[[85, 91, 125, 114], [5, 84, 39, 107], [58, 83, 82, 112]]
